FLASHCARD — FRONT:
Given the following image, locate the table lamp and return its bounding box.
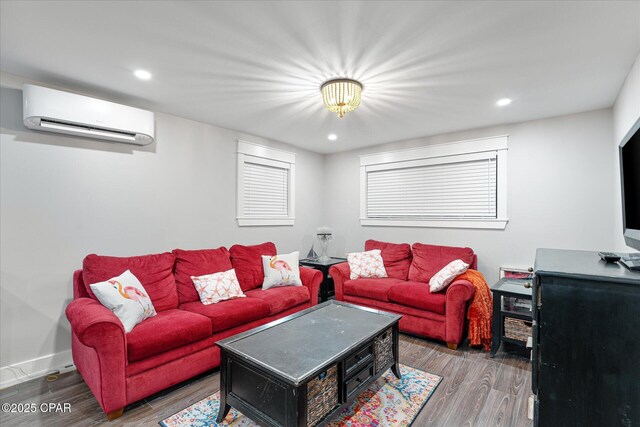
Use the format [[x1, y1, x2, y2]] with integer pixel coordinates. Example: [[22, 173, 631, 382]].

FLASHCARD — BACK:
[[316, 226, 332, 263]]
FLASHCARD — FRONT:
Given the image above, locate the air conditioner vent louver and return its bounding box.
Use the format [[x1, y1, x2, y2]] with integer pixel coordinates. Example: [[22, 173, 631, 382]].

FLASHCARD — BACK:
[[22, 84, 155, 145], [40, 119, 137, 137]]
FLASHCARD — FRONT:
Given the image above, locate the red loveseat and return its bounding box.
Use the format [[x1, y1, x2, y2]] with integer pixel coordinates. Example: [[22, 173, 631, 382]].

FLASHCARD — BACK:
[[329, 240, 477, 350], [65, 242, 322, 420]]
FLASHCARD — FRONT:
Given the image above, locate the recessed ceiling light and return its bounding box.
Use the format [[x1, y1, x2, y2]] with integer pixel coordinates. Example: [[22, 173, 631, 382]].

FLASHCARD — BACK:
[[327, 134, 338, 141], [496, 98, 512, 107], [134, 69, 152, 80]]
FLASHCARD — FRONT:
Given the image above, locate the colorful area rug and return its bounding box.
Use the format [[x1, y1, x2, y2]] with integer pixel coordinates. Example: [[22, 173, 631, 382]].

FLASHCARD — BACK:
[[160, 365, 441, 427]]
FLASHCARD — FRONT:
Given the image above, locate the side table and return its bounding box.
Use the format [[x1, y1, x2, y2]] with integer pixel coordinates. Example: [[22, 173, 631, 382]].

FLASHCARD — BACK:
[[490, 278, 533, 357], [299, 257, 347, 303]]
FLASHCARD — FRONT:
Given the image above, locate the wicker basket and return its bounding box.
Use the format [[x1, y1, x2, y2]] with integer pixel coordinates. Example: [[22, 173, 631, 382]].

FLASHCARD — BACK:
[[504, 317, 532, 342], [306, 365, 338, 427], [374, 328, 393, 374]]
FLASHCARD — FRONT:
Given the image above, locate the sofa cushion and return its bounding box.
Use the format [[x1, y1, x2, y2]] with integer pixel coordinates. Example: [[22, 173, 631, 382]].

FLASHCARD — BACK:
[[365, 240, 412, 280], [126, 309, 212, 363], [408, 243, 475, 283], [244, 286, 310, 316], [343, 278, 404, 302], [83, 252, 178, 312], [230, 242, 277, 292], [180, 298, 270, 333], [388, 281, 447, 315], [172, 247, 233, 304]]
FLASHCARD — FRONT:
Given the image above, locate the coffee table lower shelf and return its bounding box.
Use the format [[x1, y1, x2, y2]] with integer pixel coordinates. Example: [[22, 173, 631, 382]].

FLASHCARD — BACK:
[[217, 323, 400, 427]]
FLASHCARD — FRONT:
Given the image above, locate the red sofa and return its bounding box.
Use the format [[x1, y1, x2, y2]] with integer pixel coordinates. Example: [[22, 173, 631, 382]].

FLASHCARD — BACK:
[[65, 242, 322, 420], [329, 240, 477, 350]]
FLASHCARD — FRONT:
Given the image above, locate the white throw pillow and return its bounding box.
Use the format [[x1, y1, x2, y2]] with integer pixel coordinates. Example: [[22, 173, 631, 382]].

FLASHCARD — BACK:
[[347, 249, 388, 280], [89, 270, 157, 333], [262, 251, 302, 290], [191, 268, 245, 305], [429, 259, 470, 292]]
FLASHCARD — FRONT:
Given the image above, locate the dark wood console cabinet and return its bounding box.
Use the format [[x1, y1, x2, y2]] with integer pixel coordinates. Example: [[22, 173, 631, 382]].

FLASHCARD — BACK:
[[532, 249, 640, 427]]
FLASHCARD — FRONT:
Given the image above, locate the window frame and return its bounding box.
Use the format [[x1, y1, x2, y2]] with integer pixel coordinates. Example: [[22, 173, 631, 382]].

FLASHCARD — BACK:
[[237, 140, 296, 226], [359, 135, 508, 229]]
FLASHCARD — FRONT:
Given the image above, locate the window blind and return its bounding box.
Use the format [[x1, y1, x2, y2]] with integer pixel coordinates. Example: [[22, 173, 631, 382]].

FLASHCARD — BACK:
[[366, 157, 497, 219], [243, 161, 289, 217]]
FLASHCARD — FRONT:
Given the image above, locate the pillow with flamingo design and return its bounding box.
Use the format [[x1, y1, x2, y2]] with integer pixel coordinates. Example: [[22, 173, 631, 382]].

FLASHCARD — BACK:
[[261, 251, 302, 290], [89, 270, 156, 333]]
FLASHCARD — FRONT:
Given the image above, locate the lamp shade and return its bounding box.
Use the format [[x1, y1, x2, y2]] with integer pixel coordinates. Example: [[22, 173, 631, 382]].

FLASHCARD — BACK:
[[321, 79, 362, 118]]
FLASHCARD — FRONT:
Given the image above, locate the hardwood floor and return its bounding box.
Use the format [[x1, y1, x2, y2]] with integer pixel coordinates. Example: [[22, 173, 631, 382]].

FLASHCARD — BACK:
[[0, 335, 532, 426]]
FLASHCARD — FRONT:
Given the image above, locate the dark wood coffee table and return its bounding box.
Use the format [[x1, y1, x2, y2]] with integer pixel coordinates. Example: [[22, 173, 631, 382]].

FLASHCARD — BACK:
[[216, 301, 401, 427]]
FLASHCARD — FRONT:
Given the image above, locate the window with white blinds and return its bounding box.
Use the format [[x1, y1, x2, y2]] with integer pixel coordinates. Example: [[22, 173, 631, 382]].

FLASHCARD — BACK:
[[237, 141, 295, 226], [243, 162, 289, 217], [360, 136, 508, 229], [367, 156, 497, 219]]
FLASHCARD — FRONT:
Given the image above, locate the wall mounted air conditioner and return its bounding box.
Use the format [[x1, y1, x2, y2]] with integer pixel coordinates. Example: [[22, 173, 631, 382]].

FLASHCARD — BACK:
[[22, 84, 155, 145]]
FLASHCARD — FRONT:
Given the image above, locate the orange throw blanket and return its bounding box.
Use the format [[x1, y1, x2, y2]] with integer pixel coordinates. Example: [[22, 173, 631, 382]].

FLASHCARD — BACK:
[[457, 269, 493, 350]]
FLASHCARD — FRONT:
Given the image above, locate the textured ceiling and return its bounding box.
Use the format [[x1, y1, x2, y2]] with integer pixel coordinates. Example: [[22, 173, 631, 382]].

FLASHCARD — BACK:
[[1, 1, 639, 153]]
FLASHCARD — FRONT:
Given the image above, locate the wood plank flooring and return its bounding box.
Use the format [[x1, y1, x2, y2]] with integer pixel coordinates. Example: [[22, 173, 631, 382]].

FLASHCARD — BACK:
[[0, 335, 532, 426]]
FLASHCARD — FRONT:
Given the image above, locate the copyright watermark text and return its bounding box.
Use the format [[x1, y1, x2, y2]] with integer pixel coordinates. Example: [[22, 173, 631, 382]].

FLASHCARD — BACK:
[[1, 402, 71, 413]]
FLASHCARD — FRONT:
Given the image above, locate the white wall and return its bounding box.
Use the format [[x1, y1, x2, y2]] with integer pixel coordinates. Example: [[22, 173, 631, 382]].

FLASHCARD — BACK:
[[323, 109, 616, 282], [613, 53, 640, 251], [0, 74, 324, 386]]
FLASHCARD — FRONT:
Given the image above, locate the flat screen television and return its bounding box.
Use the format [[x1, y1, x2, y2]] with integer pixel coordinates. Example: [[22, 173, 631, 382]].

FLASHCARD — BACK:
[[620, 117, 640, 251]]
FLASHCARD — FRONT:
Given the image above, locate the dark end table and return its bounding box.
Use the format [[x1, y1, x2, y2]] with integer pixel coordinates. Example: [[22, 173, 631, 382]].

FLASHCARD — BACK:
[[299, 257, 347, 303], [490, 278, 533, 357]]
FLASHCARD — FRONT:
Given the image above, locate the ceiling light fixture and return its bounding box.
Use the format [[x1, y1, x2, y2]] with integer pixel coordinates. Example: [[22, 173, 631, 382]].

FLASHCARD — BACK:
[[321, 78, 362, 118], [327, 134, 338, 141], [496, 98, 512, 107], [134, 69, 152, 80]]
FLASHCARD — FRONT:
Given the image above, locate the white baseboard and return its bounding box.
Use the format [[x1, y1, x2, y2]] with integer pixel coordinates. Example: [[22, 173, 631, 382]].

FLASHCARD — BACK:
[[0, 350, 74, 389]]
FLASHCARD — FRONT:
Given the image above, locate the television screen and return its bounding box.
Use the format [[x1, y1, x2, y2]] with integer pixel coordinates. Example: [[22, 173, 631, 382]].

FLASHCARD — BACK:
[[621, 122, 640, 251]]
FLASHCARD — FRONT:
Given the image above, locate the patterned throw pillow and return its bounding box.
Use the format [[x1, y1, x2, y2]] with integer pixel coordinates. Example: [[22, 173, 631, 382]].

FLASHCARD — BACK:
[[89, 270, 157, 333], [429, 259, 470, 292], [347, 249, 388, 280], [262, 251, 303, 290], [191, 269, 246, 305]]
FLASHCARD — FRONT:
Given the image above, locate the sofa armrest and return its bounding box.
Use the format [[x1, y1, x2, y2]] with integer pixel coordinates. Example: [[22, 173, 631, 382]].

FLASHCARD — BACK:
[[444, 279, 476, 345], [66, 297, 127, 415], [66, 297, 126, 347], [329, 262, 350, 301], [300, 267, 322, 306], [446, 279, 476, 303]]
